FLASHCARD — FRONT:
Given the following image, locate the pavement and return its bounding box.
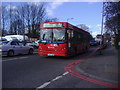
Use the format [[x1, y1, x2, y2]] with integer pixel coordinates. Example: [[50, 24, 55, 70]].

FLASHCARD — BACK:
[[34, 46, 119, 88], [71, 46, 119, 88]]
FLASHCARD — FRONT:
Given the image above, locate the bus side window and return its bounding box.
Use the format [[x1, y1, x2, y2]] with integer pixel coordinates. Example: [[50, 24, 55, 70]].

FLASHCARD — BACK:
[[71, 30, 74, 38], [67, 29, 74, 43], [73, 31, 78, 42]]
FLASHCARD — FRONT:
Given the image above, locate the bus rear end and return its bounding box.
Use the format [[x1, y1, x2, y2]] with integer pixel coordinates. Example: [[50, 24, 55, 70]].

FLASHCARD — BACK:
[[38, 22, 69, 56]]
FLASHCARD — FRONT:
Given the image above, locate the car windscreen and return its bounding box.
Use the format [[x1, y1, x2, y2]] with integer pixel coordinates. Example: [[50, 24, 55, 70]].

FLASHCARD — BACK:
[[18, 42, 24, 46]]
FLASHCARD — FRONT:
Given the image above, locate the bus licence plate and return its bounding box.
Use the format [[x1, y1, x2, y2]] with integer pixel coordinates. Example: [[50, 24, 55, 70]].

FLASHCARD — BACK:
[[48, 54, 54, 56]]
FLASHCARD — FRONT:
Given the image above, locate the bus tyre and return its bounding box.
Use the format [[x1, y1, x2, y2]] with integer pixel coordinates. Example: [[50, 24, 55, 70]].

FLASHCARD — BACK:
[[7, 50, 14, 57], [29, 49, 34, 55]]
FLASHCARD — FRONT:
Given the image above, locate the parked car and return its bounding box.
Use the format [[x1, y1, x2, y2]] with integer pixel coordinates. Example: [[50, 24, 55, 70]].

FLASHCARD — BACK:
[[25, 41, 38, 49], [0, 37, 7, 41], [0, 40, 34, 56], [90, 40, 98, 46]]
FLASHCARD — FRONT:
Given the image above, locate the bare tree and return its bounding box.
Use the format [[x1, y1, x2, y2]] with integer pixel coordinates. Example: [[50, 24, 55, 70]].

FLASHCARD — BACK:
[[1, 5, 6, 36], [1, 5, 9, 36], [23, 3, 31, 34], [9, 3, 13, 34], [1, 2, 58, 38], [18, 2, 47, 38]]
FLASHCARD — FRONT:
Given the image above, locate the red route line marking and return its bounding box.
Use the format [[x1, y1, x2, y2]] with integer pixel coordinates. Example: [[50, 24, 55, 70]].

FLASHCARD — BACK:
[[64, 47, 120, 88]]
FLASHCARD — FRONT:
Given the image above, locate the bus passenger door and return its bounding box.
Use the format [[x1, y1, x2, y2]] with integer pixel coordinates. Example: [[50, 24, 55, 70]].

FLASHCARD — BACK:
[[67, 29, 74, 55]]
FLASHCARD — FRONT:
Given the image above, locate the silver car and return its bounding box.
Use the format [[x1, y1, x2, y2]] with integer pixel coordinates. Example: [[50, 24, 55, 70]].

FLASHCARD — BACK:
[[0, 40, 34, 56]]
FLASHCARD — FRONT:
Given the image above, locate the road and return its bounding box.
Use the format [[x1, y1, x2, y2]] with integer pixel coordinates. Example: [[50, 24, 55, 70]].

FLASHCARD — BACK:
[[2, 46, 118, 88]]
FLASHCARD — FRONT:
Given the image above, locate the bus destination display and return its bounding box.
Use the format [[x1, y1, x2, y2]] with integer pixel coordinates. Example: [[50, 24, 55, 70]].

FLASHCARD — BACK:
[[43, 23, 63, 27]]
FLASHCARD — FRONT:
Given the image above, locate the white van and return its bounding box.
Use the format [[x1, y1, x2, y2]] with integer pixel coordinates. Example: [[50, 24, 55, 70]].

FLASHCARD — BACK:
[[4, 35, 28, 41]]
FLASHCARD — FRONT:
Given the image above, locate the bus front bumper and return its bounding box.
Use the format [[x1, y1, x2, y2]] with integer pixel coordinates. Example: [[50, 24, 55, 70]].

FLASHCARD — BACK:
[[38, 51, 69, 57]]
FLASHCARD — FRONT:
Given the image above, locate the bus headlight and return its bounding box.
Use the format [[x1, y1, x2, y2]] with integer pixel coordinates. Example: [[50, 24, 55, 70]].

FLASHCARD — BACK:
[[39, 46, 42, 49], [62, 47, 67, 50]]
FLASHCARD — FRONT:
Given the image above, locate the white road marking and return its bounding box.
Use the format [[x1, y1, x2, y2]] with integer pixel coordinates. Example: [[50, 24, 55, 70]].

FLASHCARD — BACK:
[[36, 72, 69, 89], [63, 71, 69, 76], [51, 76, 62, 82], [36, 82, 51, 89], [2, 58, 18, 62], [19, 57, 28, 59], [2, 56, 28, 62]]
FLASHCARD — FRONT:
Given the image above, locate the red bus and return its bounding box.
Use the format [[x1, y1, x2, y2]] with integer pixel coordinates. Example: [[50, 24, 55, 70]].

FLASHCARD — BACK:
[[38, 22, 92, 57]]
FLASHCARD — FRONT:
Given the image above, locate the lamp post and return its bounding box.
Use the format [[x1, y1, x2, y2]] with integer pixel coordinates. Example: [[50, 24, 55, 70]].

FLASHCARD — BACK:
[[67, 18, 74, 22]]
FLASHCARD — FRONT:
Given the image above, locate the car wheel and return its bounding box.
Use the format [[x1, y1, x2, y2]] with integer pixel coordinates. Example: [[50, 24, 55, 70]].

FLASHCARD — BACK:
[[29, 49, 33, 55], [7, 50, 14, 57]]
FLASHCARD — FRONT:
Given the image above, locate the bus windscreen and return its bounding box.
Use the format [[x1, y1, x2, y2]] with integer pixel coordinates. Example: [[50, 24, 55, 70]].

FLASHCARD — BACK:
[[40, 29, 66, 42]]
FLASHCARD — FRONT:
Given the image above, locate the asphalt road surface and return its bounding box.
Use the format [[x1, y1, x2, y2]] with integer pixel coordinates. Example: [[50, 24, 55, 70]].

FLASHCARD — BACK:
[[2, 46, 117, 88]]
